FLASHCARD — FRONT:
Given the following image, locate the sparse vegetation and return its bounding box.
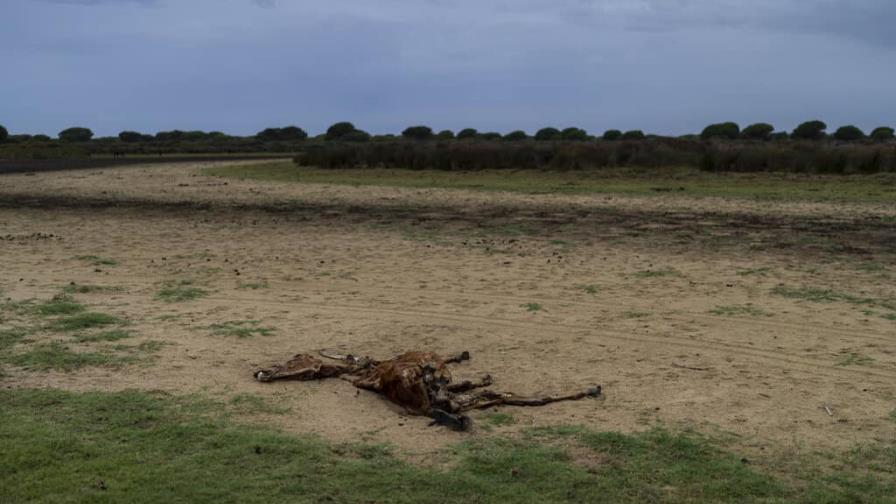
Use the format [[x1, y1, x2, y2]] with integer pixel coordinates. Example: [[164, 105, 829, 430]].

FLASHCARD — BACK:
[[836, 352, 874, 367], [623, 311, 650, 319], [209, 320, 274, 338], [6, 342, 126, 371], [634, 268, 679, 278], [72, 329, 132, 343], [522, 303, 543, 313], [75, 255, 118, 266], [709, 305, 768, 317], [581, 284, 600, 295], [2, 388, 887, 503], [205, 163, 896, 203], [156, 279, 208, 302], [62, 283, 123, 294], [484, 412, 516, 426], [49, 312, 121, 332]]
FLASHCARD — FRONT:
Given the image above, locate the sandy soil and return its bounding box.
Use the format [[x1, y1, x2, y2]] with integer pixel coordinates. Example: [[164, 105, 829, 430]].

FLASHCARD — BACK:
[[1, 161, 894, 459]]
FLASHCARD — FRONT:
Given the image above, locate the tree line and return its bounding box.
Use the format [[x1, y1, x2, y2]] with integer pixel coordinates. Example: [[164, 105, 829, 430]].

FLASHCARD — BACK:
[[0, 120, 893, 145]]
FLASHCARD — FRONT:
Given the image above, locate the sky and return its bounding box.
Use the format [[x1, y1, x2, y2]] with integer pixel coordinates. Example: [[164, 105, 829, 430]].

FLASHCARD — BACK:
[[2, 0, 895, 137]]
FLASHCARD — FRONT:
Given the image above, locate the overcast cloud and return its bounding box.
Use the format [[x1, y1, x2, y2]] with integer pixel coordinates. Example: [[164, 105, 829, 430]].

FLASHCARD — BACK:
[[2, 0, 893, 136]]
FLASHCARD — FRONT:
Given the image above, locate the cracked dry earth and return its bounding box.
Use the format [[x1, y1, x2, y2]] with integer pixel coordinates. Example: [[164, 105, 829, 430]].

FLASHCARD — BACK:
[[1, 161, 895, 457]]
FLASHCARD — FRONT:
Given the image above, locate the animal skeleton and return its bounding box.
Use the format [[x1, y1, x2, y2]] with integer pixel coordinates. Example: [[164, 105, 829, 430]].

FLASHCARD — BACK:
[[255, 350, 601, 431]]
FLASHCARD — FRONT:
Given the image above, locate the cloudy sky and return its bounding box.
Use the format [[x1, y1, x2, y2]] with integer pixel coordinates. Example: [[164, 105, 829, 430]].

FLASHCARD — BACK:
[[2, 0, 894, 137]]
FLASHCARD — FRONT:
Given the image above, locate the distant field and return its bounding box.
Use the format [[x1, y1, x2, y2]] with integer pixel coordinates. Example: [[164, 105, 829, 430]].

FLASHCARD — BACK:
[[204, 161, 896, 203]]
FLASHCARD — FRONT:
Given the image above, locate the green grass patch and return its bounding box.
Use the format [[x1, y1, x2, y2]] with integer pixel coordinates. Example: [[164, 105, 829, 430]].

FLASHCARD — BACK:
[[522, 303, 543, 313], [709, 304, 768, 317], [61, 283, 123, 295], [75, 255, 118, 266], [203, 163, 896, 204], [35, 295, 86, 316], [237, 281, 270, 290], [581, 284, 600, 295], [0, 327, 30, 351], [485, 413, 516, 426], [736, 267, 771, 277], [156, 280, 208, 302], [229, 393, 292, 415], [49, 312, 121, 332], [72, 329, 132, 343], [634, 268, 680, 279], [5, 342, 128, 371], [836, 352, 875, 367], [208, 320, 274, 338], [0, 389, 779, 503]]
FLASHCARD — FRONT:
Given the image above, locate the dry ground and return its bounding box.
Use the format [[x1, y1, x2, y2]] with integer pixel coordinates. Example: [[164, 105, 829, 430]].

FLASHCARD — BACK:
[[1, 161, 894, 460]]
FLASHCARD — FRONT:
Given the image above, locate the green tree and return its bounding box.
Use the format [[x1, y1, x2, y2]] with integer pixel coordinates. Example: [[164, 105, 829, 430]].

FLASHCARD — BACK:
[[456, 128, 478, 139], [700, 122, 740, 140], [0, 124, 7, 143], [621, 130, 646, 140], [791, 120, 827, 140], [479, 132, 502, 140], [741, 123, 774, 140], [833, 125, 865, 141], [257, 126, 307, 141], [870, 127, 894, 141], [401, 125, 434, 140], [560, 127, 588, 141], [503, 130, 528, 141], [118, 131, 144, 143], [325, 122, 357, 141], [534, 127, 561, 141], [32, 134, 51, 142], [436, 129, 455, 140], [58, 127, 94, 142], [342, 129, 370, 142], [602, 129, 623, 141]]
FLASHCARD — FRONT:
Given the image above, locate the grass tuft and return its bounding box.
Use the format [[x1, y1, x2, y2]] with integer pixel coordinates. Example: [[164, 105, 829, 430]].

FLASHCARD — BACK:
[[75, 255, 118, 266], [709, 304, 768, 317], [209, 320, 274, 338], [6, 342, 128, 371], [156, 280, 208, 302], [522, 303, 543, 313], [50, 312, 121, 332], [72, 329, 132, 343]]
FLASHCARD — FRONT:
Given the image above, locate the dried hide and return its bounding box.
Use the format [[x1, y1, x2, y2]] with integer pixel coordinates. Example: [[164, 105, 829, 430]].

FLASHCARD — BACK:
[[255, 350, 601, 431]]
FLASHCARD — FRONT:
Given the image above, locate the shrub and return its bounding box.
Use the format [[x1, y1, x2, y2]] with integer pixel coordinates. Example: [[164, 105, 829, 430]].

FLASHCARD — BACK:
[[622, 130, 646, 140], [436, 130, 455, 140], [560, 127, 589, 141], [325, 122, 357, 141], [534, 127, 561, 141], [503, 130, 528, 141], [118, 131, 144, 143], [0, 124, 7, 143], [155, 130, 184, 141], [701, 122, 740, 140], [770, 132, 789, 141], [791, 120, 827, 140], [401, 126, 434, 140], [602, 129, 623, 141], [870, 127, 894, 141], [341, 129, 370, 142], [257, 126, 307, 141], [479, 132, 503, 140], [833, 125, 865, 141], [456, 128, 478, 140], [58, 127, 94, 142], [32, 134, 51, 142], [741, 123, 774, 140]]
